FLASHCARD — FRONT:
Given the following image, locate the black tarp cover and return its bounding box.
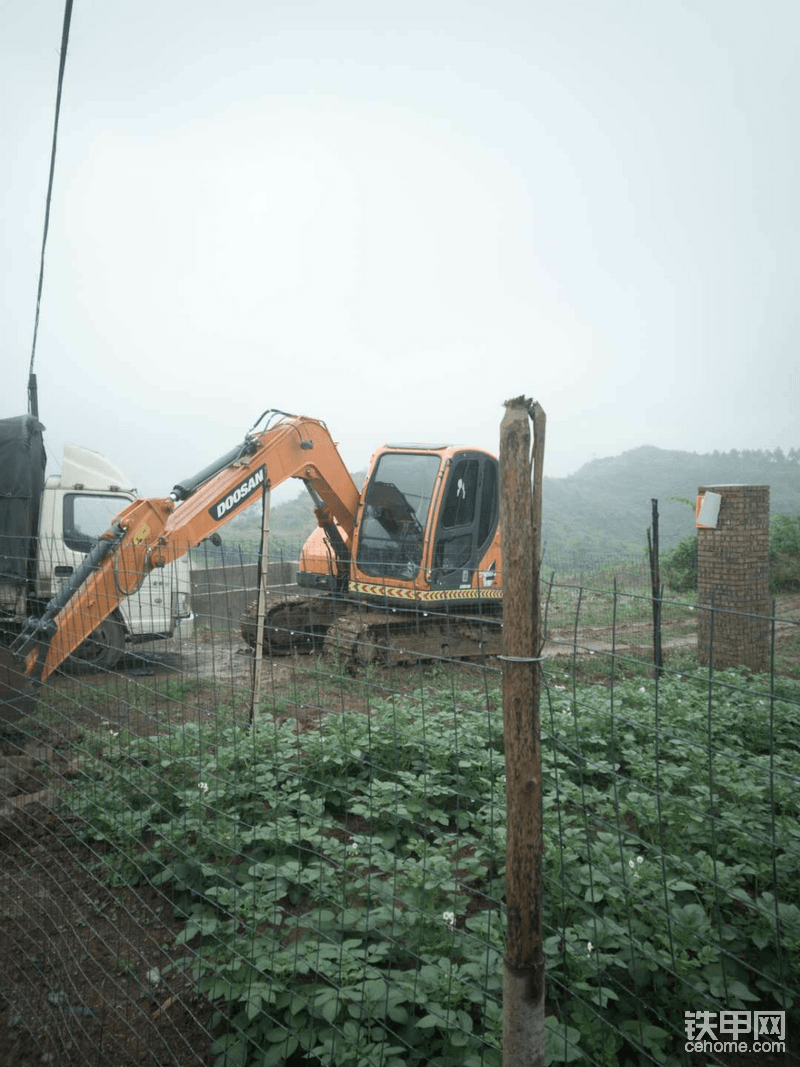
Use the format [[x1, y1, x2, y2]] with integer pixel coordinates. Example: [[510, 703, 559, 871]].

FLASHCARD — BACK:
[[0, 414, 46, 588]]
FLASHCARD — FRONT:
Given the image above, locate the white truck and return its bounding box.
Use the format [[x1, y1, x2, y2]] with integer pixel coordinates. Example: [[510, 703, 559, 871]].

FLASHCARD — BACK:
[[0, 414, 192, 669]]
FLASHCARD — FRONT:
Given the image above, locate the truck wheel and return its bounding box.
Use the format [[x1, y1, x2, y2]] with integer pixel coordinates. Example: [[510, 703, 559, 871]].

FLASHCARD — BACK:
[[66, 614, 126, 672]]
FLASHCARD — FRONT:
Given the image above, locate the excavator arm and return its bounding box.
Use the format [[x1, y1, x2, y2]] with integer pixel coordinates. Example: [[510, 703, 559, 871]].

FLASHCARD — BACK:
[[1, 412, 359, 705]]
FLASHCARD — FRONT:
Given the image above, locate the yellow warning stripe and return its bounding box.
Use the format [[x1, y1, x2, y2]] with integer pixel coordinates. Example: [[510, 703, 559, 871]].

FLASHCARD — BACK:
[[350, 582, 503, 603]]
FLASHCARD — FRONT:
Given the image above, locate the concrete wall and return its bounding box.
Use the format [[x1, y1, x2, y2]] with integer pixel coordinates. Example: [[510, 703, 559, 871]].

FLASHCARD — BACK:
[[190, 560, 296, 631], [696, 484, 770, 671]]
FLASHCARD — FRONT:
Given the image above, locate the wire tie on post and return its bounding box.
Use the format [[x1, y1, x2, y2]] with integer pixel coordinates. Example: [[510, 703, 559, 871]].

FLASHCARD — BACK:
[[497, 654, 545, 663]]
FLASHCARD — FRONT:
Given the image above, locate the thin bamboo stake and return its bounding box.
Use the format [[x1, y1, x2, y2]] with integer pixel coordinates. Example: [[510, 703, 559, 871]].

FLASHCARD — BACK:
[[249, 485, 271, 724]]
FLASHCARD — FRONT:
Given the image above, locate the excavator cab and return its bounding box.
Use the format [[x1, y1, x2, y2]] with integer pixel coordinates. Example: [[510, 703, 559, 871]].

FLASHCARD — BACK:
[[297, 444, 501, 607], [350, 445, 501, 605]]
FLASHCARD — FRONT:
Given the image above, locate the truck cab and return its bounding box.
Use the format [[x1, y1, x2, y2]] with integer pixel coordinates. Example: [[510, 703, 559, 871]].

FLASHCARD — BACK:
[[35, 443, 193, 665]]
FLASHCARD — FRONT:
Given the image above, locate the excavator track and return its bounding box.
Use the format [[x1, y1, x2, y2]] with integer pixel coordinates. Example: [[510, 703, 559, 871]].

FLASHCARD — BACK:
[[242, 597, 502, 669], [322, 608, 503, 670], [241, 594, 340, 653], [323, 613, 372, 670]]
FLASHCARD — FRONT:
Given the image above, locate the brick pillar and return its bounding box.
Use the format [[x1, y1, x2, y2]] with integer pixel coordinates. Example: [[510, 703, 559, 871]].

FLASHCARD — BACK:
[[696, 485, 770, 671]]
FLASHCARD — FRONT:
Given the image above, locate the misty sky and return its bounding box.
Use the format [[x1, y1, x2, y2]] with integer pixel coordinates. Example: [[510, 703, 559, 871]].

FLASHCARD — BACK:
[[2, 1, 798, 502]]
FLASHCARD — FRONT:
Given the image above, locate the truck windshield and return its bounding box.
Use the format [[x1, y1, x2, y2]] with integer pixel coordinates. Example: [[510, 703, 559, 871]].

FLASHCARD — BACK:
[[63, 493, 130, 554], [356, 453, 441, 580]]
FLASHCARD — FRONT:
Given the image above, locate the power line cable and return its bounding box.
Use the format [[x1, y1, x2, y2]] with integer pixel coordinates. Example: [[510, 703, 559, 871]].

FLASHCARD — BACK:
[[28, 0, 74, 418]]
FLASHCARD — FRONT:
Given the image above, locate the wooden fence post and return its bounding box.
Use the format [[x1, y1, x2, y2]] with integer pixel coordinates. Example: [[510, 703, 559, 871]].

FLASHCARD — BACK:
[[499, 396, 546, 1067]]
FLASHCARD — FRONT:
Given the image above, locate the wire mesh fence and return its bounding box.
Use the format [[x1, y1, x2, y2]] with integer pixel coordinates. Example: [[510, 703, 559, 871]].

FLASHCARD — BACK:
[[1, 548, 799, 1066]]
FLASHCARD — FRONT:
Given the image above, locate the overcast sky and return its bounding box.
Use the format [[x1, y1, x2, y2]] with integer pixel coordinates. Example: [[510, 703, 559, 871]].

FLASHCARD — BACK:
[[2, 1, 798, 501]]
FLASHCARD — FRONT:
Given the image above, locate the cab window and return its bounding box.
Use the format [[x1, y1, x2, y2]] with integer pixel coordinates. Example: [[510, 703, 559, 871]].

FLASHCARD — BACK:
[[356, 453, 441, 580], [63, 493, 130, 554], [440, 459, 479, 528]]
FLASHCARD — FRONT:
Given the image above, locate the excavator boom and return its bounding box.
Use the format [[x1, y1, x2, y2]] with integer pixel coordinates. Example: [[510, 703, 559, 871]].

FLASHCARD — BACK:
[[0, 412, 359, 710]]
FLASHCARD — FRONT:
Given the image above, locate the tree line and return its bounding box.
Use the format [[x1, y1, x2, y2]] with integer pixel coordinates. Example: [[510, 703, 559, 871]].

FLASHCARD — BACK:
[[663, 514, 800, 594]]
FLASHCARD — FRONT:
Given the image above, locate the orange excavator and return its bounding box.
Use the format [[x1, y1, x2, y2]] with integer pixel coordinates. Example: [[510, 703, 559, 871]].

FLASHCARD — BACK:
[[0, 410, 502, 717]]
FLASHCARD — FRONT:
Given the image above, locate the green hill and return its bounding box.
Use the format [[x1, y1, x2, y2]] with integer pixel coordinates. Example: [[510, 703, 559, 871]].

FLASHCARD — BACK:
[[543, 445, 800, 564], [198, 448, 799, 568]]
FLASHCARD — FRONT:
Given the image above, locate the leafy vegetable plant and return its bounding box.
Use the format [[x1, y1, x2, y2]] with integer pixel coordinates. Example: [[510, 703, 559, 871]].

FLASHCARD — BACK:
[[65, 667, 800, 1065]]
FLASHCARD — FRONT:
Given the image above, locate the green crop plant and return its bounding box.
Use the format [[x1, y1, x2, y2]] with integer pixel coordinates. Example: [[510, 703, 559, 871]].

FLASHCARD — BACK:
[[62, 669, 800, 1066]]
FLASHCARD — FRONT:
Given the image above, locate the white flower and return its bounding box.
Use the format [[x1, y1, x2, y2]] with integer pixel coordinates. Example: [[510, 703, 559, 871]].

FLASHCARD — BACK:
[[587, 942, 593, 955], [198, 781, 209, 793], [147, 967, 162, 986], [347, 842, 359, 855], [636, 856, 644, 865], [443, 911, 455, 927], [109, 730, 119, 737], [628, 859, 635, 869], [638, 686, 646, 693]]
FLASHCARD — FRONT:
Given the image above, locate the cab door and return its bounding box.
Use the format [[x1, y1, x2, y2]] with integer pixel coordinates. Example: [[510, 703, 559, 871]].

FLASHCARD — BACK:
[[430, 452, 498, 590]]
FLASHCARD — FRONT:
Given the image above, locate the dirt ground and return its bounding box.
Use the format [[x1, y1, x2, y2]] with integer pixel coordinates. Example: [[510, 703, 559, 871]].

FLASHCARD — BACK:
[[0, 633, 241, 1066], [0, 824, 213, 1066]]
